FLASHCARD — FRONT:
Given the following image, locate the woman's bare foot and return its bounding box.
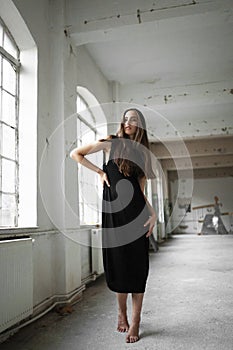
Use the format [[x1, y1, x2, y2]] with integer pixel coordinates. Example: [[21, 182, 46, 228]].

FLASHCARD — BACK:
[[126, 322, 140, 343], [117, 314, 129, 333]]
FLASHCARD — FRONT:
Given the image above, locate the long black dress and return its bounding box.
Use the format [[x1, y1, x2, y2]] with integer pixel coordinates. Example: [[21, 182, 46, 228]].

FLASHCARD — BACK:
[[102, 137, 150, 293]]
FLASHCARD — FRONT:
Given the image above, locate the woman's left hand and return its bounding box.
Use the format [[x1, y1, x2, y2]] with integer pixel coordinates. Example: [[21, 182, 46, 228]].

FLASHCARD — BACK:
[[144, 213, 156, 237]]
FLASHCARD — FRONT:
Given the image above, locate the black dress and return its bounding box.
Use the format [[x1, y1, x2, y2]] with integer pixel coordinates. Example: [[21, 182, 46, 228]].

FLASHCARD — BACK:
[[102, 137, 150, 293]]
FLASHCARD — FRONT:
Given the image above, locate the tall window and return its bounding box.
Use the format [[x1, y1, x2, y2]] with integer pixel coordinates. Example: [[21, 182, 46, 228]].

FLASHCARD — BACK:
[[0, 18, 20, 227], [77, 95, 102, 225]]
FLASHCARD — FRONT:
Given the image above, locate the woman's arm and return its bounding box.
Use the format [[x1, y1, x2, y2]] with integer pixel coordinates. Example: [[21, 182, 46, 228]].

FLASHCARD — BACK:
[[70, 140, 111, 187], [138, 176, 157, 237]]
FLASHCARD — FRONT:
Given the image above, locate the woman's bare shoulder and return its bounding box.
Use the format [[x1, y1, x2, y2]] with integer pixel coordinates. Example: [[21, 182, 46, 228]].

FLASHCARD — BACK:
[[98, 135, 117, 150], [99, 134, 117, 142]]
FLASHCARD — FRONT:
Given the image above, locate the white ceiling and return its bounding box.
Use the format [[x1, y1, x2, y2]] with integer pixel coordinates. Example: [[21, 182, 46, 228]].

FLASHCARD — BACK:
[[85, 10, 233, 86], [67, 0, 233, 141]]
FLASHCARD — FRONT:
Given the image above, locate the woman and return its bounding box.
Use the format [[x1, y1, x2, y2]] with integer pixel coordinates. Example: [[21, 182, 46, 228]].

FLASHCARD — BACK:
[[70, 108, 156, 343]]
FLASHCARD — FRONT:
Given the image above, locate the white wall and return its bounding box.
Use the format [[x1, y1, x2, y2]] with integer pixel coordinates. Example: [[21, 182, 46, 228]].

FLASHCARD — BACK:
[[0, 0, 110, 326], [76, 45, 110, 105]]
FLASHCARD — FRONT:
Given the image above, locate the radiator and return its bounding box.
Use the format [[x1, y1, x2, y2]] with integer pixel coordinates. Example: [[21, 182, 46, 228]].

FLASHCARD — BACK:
[[0, 237, 33, 333], [91, 229, 104, 275]]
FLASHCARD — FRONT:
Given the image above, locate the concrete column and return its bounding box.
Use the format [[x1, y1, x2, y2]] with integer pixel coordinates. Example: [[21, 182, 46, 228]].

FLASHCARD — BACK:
[[108, 81, 121, 134]]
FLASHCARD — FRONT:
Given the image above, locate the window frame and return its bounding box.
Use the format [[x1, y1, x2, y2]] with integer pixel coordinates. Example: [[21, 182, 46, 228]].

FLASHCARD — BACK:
[[0, 16, 20, 228], [76, 94, 102, 227]]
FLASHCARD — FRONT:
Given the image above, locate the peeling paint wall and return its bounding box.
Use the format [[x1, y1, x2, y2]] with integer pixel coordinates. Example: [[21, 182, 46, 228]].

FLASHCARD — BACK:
[[120, 82, 233, 139]]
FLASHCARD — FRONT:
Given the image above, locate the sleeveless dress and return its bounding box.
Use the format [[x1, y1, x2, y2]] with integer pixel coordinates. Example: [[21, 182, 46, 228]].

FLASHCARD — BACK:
[[102, 137, 150, 293]]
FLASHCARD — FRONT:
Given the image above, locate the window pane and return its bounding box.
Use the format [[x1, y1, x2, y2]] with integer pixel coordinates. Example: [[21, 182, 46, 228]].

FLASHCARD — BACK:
[[77, 119, 81, 145], [2, 91, 16, 127], [0, 57, 2, 85], [0, 193, 16, 227], [77, 95, 87, 113], [80, 120, 87, 137], [77, 95, 95, 126], [77, 104, 102, 225], [2, 123, 16, 159], [2, 158, 16, 193], [2, 58, 16, 95], [0, 20, 19, 228], [0, 23, 3, 46], [78, 121, 97, 224], [82, 129, 95, 144], [3, 32, 18, 59], [81, 109, 95, 126], [0, 89, 2, 118], [79, 169, 99, 225], [83, 202, 97, 225]]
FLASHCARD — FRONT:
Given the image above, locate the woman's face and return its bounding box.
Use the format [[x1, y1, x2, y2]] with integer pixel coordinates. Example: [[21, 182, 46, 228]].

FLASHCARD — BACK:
[[123, 110, 139, 138]]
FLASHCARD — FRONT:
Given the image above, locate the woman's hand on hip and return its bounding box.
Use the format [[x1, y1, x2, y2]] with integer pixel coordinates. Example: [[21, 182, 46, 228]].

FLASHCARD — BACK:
[[144, 213, 156, 237], [98, 170, 110, 187]]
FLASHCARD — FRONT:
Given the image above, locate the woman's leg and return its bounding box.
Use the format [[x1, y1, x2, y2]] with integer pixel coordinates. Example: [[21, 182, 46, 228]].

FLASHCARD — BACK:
[[126, 293, 144, 343], [117, 293, 129, 332]]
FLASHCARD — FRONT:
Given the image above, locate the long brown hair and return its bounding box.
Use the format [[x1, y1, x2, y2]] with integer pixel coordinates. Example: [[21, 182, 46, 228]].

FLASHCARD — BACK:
[[114, 109, 155, 179]]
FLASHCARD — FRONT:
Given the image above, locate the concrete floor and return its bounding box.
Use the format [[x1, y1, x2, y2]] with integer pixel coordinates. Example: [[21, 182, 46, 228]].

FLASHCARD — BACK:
[[1, 233, 233, 350]]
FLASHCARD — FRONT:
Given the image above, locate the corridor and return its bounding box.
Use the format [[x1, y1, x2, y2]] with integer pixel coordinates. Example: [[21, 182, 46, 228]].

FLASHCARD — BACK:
[[1, 233, 233, 350]]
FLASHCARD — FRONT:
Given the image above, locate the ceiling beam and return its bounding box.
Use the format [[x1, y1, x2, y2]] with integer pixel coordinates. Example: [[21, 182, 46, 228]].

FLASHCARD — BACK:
[[168, 166, 233, 180], [67, 0, 233, 45], [161, 154, 233, 170], [151, 136, 233, 159]]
